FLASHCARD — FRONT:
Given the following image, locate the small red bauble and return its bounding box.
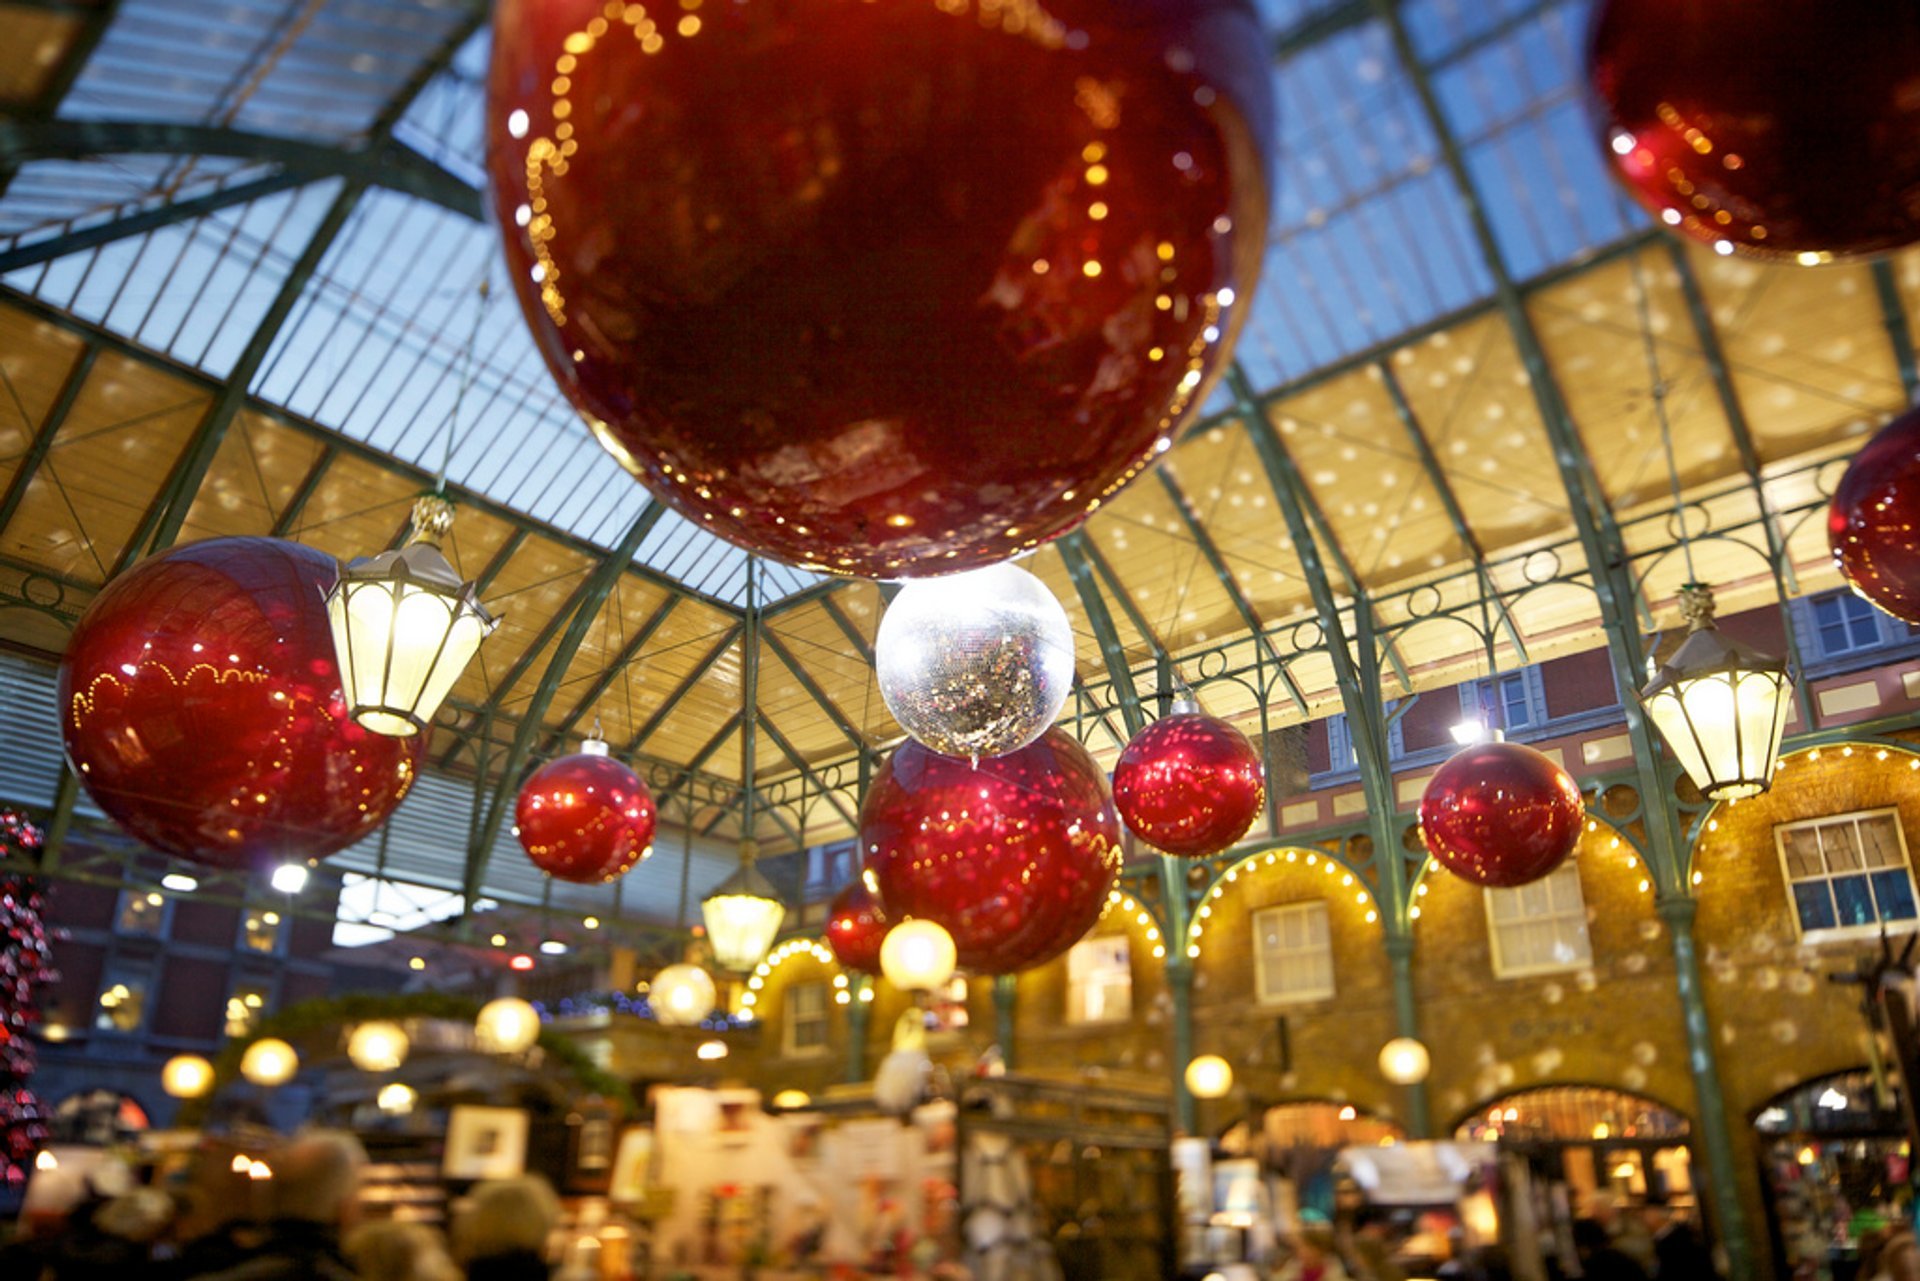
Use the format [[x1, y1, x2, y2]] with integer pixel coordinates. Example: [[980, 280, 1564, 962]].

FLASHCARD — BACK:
[[825, 878, 888, 977], [57, 538, 421, 871], [1418, 741, 1584, 889], [1587, 0, 1920, 261], [863, 727, 1122, 975], [1112, 703, 1265, 857], [487, 0, 1274, 577], [515, 744, 657, 884], [1831, 407, 1920, 623]]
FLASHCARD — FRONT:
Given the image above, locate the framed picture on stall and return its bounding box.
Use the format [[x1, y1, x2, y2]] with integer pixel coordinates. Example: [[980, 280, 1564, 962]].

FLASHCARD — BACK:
[[609, 1127, 654, 1203], [443, 1105, 530, 1180]]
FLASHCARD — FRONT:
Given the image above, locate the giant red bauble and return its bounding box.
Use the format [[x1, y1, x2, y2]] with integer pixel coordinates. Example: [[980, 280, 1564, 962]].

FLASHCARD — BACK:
[[1831, 407, 1920, 624], [1112, 708, 1264, 857], [57, 538, 422, 871], [1587, 0, 1920, 261], [1418, 741, 1584, 889], [863, 727, 1122, 975], [515, 747, 657, 884], [487, 0, 1274, 577], [825, 877, 887, 977]]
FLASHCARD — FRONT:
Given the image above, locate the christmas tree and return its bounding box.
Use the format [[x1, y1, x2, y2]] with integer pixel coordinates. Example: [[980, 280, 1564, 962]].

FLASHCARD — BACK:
[[0, 809, 53, 1189]]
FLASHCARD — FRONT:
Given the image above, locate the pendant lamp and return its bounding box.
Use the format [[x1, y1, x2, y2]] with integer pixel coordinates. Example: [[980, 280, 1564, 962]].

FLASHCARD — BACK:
[[326, 494, 497, 736]]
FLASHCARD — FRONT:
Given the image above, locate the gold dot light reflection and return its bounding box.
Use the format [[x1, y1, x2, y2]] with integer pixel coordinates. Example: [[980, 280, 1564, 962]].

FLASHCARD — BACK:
[[514, 0, 1072, 332], [1183, 847, 1381, 958], [1613, 104, 1772, 258]]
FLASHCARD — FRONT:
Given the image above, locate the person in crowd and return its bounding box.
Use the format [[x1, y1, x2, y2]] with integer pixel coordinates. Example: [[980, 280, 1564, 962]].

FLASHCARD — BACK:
[[155, 1143, 260, 1279], [1639, 1198, 1716, 1279], [345, 1219, 462, 1281], [1276, 1225, 1352, 1281], [1572, 1218, 1650, 1281], [1873, 1226, 1920, 1281], [1587, 1192, 1656, 1273], [1346, 1210, 1408, 1281], [452, 1175, 560, 1281], [199, 1129, 367, 1281]]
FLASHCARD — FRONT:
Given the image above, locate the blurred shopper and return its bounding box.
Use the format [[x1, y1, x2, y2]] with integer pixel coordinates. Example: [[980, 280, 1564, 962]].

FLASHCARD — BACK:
[[346, 1220, 461, 1281], [452, 1175, 560, 1281], [199, 1130, 367, 1280]]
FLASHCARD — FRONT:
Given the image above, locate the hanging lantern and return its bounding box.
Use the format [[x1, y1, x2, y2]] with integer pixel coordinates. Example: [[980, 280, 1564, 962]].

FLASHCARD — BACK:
[[696, 1039, 729, 1061], [346, 1021, 410, 1073], [1185, 1055, 1233, 1100], [879, 919, 959, 993], [325, 494, 497, 737], [1419, 740, 1584, 888], [701, 841, 786, 972], [58, 537, 421, 872], [376, 1083, 417, 1116], [825, 877, 888, 977], [239, 1038, 299, 1087], [865, 727, 1123, 975], [487, 0, 1274, 578], [1113, 694, 1266, 857], [771, 1089, 811, 1110], [161, 1054, 214, 1100], [652, 963, 717, 1027], [515, 738, 657, 883], [474, 997, 542, 1054], [1378, 1037, 1431, 1086], [1830, 407, 1920, 623], [1640, 584, 1792, 801], [875, 563, 1075, 760]]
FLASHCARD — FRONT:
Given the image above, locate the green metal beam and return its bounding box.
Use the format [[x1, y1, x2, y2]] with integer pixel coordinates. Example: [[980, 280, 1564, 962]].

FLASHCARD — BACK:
[[267, 442, 337, 538], [1154, 469, 1289, 673], [1231, 362, 1429, 1136], [0, 343, 95, 541], [1057, 535, 1146, 736], [1070, 531, 1173, 667], [1373, 2, 1749, 1264], [462, 503, 667, 903], [819, 594, 875, 665], [544, 593, 682, 747], [1375, 360, 1529, 664], [0, 172, 309, 275], [652, 710, 746, 811], [622, 624, 745, 756], [760, 627, 869, 754], [1872, 259, 1920, 403], [0, 119, 481, 220], [756, 712, 861, 832]]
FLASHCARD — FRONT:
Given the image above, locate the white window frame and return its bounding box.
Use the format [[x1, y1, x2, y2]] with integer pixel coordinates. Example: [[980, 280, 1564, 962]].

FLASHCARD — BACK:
[[1484, 861, 1593, 979], [1774, 808, 1920, 945], [782, 981, 830, 1058], [1252, 901, 1336, 1006], [1065, 936, 1133, 1026]]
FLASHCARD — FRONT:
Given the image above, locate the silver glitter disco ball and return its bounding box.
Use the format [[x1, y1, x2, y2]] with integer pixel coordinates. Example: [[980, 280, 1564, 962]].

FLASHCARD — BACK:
[[875, 562, 1075, 760]]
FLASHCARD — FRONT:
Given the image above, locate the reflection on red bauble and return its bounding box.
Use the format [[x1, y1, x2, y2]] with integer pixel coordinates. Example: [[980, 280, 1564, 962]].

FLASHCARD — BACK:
[[1418, 741, 1584, 888], [515, 744, 657, 884], [1831, 407, 1920, 623], [1587, 0, 1920, 260], [826, 878, 888, 977], [57, 538, 421, 871], [863, 727, 1122, 975], [488, 0, 1274, 577], [1113, 706, 1264, 857]]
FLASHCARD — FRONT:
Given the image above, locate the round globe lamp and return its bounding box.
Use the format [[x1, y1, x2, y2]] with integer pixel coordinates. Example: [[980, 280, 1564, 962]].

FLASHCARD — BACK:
[[1185, 1055, 1234, 1101], [376, 1083, 417, 1115], [1379, 1037, 1432, 1086], [771, 1090, 811, 1109], [652, 963, 718, 1027], [161, 1054, 215, 1100], [880, 919, 958, 993], [239, 1038, 299, 1087], [346, 1021, 409, 1073], [474, 997, 541, 1054]]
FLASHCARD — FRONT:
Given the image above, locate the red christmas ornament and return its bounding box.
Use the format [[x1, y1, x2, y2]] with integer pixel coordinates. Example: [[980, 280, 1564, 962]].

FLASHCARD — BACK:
[[1588, 0, 1920, 261], [487, 0, 1274, 578], [863, 727, 1122, 975], [58, 538, 421, 872], [1418, 741, 1585, 889], [825, 877, 888, 977], [1112, 698, 1265, 857], [515, 741, 657, 884], [1831, 407, 1920, 623]]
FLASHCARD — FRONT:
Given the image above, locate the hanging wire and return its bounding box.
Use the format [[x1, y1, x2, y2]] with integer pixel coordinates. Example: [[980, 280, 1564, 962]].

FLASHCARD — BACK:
[[1627, 249, 1698, 584], [435, 276, 491, 494]]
